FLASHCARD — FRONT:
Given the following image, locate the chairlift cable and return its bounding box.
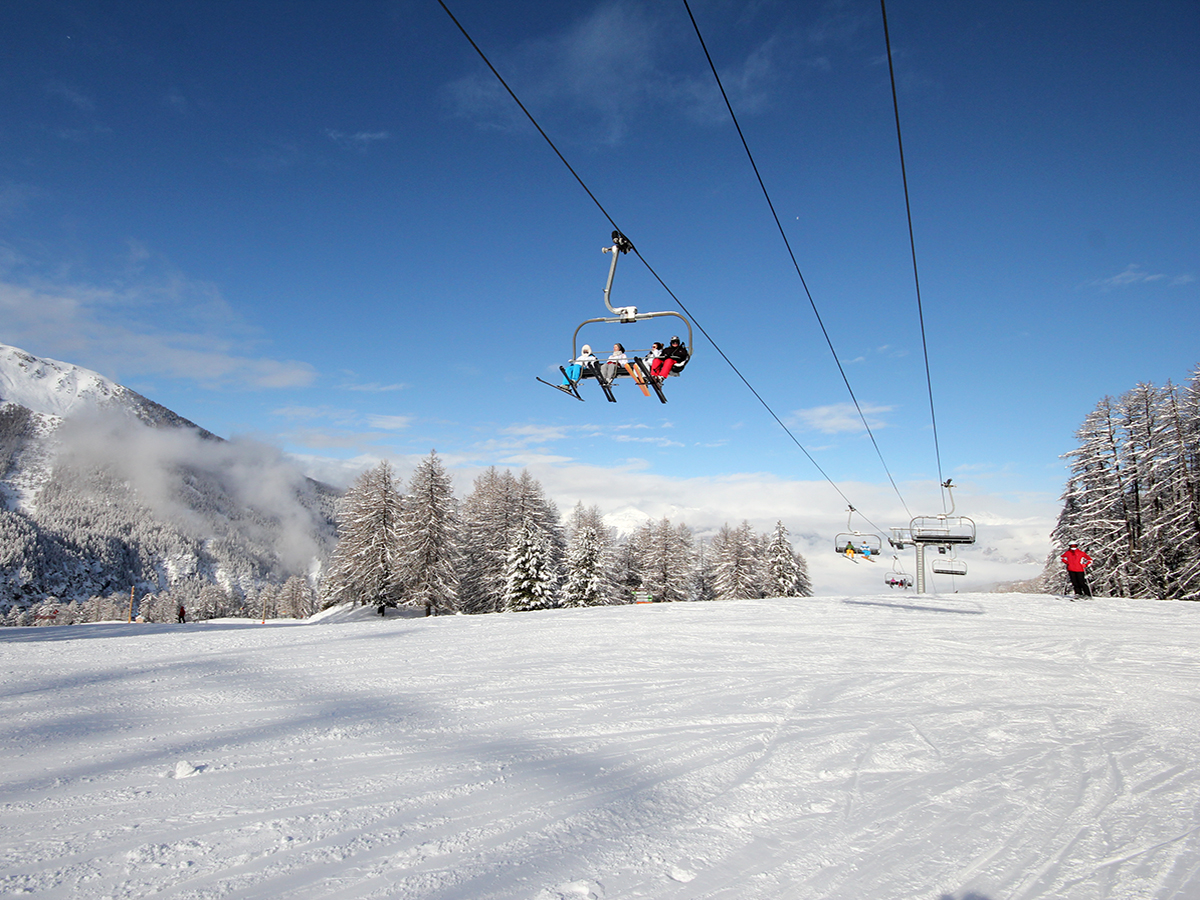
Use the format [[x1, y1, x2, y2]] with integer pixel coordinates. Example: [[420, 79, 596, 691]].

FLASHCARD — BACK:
[[681, 0, 912, 521], [434, 0, 622, 237], [436, 0, 884, 527], [879, 0, 947, 511]]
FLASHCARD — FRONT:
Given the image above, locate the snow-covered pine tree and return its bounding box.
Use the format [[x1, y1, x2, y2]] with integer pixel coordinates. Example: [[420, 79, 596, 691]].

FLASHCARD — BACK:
[[763, 520, 812, 597], [561, 503, 614, 607], [322, 461, 405, 612], [514, 470, 566, 577], [458, 468, 564, 614], [502, 517, 558, 612], [397, 450, 459, 616], [710, 521, 761, 601]]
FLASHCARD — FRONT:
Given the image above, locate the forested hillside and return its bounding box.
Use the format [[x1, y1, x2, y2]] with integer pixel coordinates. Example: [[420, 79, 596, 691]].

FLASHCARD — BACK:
[[0, 343, 339, 618], [1043, 365, 1200, 599]]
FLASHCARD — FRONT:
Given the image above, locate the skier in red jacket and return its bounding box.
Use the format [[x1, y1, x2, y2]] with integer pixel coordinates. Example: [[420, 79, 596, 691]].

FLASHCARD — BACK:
[[1060, 542, 1093, 598]]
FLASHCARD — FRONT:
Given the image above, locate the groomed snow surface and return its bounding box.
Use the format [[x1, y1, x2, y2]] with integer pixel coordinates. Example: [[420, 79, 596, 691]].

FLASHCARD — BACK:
[[2, 593, 1198, 900]]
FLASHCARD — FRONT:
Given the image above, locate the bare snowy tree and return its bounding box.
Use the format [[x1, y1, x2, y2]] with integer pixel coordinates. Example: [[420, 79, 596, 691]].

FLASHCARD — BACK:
[[459, 467, 563, 614], [710, 521, 761, 601], [633, 517, 696, 603], [322, 461, 405, 612], [1047, 368, 1200, 600], [278, 576, 316, 619], [397, 450, 460, 616]]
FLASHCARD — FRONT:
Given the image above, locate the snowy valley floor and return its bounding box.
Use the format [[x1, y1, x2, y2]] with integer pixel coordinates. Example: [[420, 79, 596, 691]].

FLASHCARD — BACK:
[[1, 593, 1198, 900]]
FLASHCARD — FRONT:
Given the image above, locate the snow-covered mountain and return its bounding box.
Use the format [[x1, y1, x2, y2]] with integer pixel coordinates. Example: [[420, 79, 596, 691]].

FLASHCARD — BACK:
[[0, 342, 215, 432], [0, 342, 337, 608]]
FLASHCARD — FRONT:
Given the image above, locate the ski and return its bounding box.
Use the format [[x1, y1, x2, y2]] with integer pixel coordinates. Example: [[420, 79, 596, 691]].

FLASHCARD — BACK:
[[597, 376, 617, 402], [624, 362, 651, 397], [560, 366, 585, 400], [634, 357, 667, 403], [536, 376, 584, 401]]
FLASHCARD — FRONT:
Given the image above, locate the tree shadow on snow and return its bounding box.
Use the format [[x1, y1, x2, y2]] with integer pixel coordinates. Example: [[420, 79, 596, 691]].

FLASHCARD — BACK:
[[842, 598, 985, 615], [0, 619, 308, 643]]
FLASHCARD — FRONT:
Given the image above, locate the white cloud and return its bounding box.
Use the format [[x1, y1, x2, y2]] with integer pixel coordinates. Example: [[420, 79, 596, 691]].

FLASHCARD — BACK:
[[365, 414, 413, 431], [790, 402, 893, 434], [1089, 264, 1173, 292], [46, 82, 96, 111], [341, 380, 407, 393], [518, 460, 1056, 595], [326, 129, 390, 151], [443, 1, 802, 143], [0, 254, 316, 390]]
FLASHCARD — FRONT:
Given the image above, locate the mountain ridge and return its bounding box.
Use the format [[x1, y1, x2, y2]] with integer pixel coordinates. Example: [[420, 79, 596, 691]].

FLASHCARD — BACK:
[[0, 341, 337, 610]]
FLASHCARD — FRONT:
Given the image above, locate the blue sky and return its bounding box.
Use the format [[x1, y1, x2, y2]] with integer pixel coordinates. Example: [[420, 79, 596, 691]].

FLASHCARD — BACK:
[[1, 0, 1196, 592]]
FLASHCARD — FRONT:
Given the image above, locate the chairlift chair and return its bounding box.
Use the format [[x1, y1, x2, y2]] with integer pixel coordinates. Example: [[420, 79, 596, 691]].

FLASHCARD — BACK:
[[931, 556, 968, 577], [885, 555, 913, 589], [908, 481, 976, 546], [835, 507, 883, 560], [539, 232, 694, 404]]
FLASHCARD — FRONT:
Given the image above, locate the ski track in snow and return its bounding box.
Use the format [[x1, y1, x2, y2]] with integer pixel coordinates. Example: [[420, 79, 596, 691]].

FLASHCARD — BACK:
[[1, 594, 1198, 899]]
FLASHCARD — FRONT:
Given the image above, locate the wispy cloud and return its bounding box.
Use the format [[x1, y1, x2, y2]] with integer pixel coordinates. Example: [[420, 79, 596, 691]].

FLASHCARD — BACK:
[[1087, 263, 1183, 292], [326, 129, 390, 151], [45, 82, 96, 112], [340, 379, 407, 393], [790, 402, 893, 435], [365, 414, 413, 431], [0, 248, 315, 390], [442, 1, 803, 144]]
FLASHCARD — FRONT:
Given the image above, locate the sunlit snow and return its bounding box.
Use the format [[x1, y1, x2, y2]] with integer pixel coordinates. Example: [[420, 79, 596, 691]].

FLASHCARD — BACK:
[[2, 593, 1197, 899]]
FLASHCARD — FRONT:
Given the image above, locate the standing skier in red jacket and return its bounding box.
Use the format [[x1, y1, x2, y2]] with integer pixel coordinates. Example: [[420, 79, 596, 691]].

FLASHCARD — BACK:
[[1060, 542, 1093, 598]]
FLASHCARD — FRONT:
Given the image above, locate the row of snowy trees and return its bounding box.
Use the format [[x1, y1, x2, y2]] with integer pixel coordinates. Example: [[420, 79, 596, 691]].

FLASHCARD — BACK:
[[1043, 366, 1200, 600], [3, 575, 319, 626], [323, 453, 811, 615]]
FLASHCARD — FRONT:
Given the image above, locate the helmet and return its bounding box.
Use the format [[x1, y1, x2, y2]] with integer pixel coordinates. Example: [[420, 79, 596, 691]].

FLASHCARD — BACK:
[[581, 344, 591, 354]]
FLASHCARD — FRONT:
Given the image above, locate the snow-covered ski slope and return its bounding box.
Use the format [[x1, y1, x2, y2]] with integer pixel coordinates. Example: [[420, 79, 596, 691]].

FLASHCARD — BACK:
[[2, 594, 1198, 899]]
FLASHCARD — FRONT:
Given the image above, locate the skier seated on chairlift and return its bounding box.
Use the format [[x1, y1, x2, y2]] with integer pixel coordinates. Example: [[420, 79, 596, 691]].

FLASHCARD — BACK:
[[842, 540, 873, 561], [650, 336, 688, 382], [561, 344, 598, 387], [600, 343, 627, 385]]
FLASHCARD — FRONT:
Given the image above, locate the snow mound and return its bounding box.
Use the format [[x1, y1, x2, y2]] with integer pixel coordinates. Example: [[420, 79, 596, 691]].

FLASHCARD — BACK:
[[172, 760, 202, 779], [307, 603, 419, 624]]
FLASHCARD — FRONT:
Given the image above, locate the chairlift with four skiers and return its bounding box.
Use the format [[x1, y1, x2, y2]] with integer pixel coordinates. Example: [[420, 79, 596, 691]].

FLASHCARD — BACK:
[[538, 232, 693, 404]]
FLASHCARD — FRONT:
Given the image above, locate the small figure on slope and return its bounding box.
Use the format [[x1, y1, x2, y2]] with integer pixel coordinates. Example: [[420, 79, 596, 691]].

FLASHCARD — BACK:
[[1061, 541, 1093, 599]]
